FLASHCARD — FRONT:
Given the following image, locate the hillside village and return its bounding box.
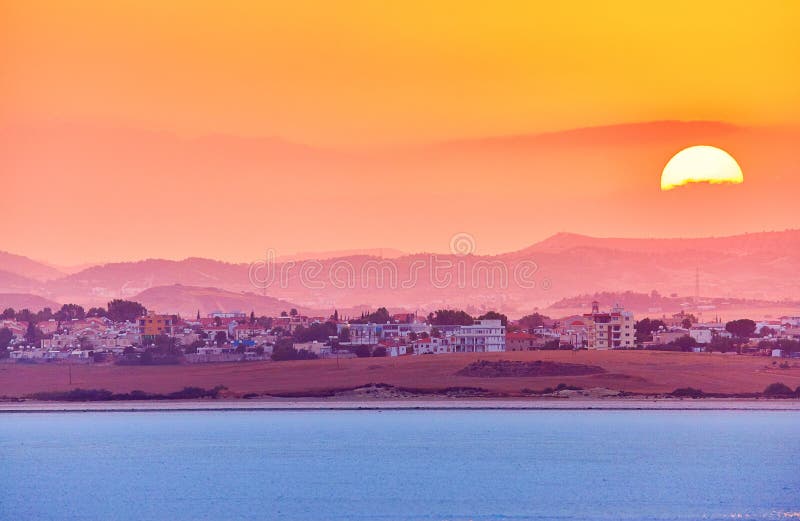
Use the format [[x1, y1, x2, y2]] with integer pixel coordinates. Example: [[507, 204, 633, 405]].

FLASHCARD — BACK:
[[2, 299, 799, 365]]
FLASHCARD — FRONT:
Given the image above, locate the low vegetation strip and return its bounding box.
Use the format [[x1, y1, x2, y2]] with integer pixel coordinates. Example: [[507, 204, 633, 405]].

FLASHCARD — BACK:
[[27, 386, 228, 402], [669, 382, 800, 399], [456, 359, 606, 378]]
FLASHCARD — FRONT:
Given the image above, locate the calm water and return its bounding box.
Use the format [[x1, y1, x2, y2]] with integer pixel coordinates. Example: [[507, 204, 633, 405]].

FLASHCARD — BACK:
[[1, 410, 798, 521]]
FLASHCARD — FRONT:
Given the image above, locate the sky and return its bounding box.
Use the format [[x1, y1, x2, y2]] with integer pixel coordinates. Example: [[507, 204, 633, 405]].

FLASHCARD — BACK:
[[1, 1, 799, 265]]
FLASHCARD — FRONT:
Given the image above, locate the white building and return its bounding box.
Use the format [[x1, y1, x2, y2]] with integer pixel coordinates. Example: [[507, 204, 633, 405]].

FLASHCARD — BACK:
[[448, 319, 506, 353], [413, 336, 453, 355], [689, 326, 714, 345]]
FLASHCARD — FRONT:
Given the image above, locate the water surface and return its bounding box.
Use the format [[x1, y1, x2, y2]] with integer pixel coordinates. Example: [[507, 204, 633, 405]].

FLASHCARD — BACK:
[[1, 410, 798, 520]]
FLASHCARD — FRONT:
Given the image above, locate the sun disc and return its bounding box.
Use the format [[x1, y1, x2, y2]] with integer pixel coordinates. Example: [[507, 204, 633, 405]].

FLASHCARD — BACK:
[[661, 146, 743, 191]]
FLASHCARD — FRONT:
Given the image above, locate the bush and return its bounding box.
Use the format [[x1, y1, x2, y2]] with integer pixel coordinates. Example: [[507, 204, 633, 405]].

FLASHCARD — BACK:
[[372, 346, 387, 357], [763, 382, 794, 397], [671, 387, 705, 398], [555, 383, 583, 391], [353, 345, 372, 358]]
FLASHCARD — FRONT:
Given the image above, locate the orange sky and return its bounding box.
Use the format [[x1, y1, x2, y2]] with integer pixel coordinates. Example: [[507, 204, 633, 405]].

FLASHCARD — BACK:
[[1, 1, 799, 264]]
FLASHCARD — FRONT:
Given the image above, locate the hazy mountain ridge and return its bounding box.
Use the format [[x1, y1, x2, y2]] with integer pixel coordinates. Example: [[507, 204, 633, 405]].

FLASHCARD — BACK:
[[0, 251, 65, 281], [2, 229, 799, 313], [131, 285, 314, 317]]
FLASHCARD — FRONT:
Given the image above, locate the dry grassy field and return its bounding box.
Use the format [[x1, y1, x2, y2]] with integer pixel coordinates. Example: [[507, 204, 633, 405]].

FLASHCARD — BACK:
[[2, 350, 800, 398]]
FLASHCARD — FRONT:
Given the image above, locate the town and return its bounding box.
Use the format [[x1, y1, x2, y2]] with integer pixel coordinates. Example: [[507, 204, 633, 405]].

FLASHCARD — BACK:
[[1, 299, 799, 365]]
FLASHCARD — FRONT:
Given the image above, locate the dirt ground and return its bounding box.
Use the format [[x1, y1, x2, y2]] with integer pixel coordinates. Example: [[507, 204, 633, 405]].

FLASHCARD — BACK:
[[2, 350, 799, 398]]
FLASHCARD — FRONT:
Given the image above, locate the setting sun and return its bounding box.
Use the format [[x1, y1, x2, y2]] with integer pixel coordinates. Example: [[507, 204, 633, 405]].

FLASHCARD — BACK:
[[661, 145, 744, 191]]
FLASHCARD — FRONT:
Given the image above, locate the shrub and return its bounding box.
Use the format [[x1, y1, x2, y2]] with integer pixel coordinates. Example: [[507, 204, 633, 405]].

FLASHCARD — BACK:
[[763, 382, 794, 397], [671, 387, 705, 398]]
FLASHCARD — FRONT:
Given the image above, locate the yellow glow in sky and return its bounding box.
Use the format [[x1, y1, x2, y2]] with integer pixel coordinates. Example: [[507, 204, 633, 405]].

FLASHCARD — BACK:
[[2, 0, 799, 145]]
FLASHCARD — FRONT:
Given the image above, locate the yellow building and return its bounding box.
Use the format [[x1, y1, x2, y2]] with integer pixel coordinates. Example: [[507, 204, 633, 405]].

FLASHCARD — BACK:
[[138, 313, 175, 338]]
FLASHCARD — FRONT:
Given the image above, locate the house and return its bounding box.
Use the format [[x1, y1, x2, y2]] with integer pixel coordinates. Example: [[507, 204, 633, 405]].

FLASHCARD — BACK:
[[688, 326, 714, 344], [505, 332, 543, 351], [294, 341, 328, 356], [412, 336, 452, 355], [652, 329, 690, 345]]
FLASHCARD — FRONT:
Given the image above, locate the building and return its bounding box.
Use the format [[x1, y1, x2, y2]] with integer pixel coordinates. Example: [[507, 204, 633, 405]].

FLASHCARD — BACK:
[[652, 329, 690, 345], [412, 336, 453, 355], [137, 312, 176, 339], [505, 332, 543, 351], [449, 319, 506, 353], [584, 301, 634, 349]]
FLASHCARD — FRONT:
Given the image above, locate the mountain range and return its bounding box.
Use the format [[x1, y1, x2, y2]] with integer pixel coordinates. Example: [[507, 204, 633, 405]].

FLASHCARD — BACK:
[[1, 229, 798, 317]]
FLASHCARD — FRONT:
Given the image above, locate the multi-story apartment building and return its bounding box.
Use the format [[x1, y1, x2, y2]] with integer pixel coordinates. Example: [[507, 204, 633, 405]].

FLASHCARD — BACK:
[[137, 312, 176, 340], [584, 301, 634, 349], [449, 319, 506, 353]]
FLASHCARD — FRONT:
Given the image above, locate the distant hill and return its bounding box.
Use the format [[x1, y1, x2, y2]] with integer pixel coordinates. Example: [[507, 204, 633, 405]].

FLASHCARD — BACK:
[[1, 228, 797, 315], [0, 270, 42, 294], [0, 293, 60, 313], [0, 251, 65, 281], [547, 291, 800, 316], [276, 248, 406, 262], [131, 285, 316, 317], [517, 230, 800, 256]]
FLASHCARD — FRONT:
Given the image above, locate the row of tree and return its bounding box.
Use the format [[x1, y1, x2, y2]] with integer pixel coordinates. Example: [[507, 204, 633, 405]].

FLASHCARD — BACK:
[[1, 300, 147, 325]]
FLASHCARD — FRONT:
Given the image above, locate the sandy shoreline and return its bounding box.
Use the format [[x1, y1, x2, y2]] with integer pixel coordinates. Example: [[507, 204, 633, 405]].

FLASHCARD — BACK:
[[2, 398, 799, 413]]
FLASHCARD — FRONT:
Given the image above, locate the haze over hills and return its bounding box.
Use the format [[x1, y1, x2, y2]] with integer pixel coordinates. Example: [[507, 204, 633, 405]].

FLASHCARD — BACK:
[[0, 251, 65, 281], [3, 120, 799, 264], [130, 285, 315, 318], [0, 229, 798, 317]]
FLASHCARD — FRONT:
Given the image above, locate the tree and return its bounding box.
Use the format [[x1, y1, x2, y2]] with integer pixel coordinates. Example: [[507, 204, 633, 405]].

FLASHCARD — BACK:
[[725, 319, 756, 340], [290, 308, 298, 317], [183, 339, 205, 354], [477, 311, 508, 326], [250, 311, 256, 324], [350, 307, 391, 324], [271, 338, 318, 361], [372, 346, 387, 357], [709, 336, 735, 353], [427, 309, 474, 326], [86, 307, 107, 318], [214, 331, 227, 347], [671, 335, 697, 352], [54, 304, 85, 322], [256, 316, 273, 329], [338, 326, 351, 343], [634, 318, 666, 343], [25, 322, 42, 345], [763, 382, 794, 397], [1, 308, 14, 320], [517, 312, 550, 330], [107, 300, 146, 323], [280, 311, 288, 317], [293, 322, 337, 343], [36, 307, 54, 322], [16, 308, 37, 323], [153, 334, 181, 355], [353, 345, 372, 358], [0, 327, 13, 358]]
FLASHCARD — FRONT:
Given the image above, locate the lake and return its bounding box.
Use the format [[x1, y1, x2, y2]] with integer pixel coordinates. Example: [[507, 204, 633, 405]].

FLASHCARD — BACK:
[[1, 410, 798, 520]]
